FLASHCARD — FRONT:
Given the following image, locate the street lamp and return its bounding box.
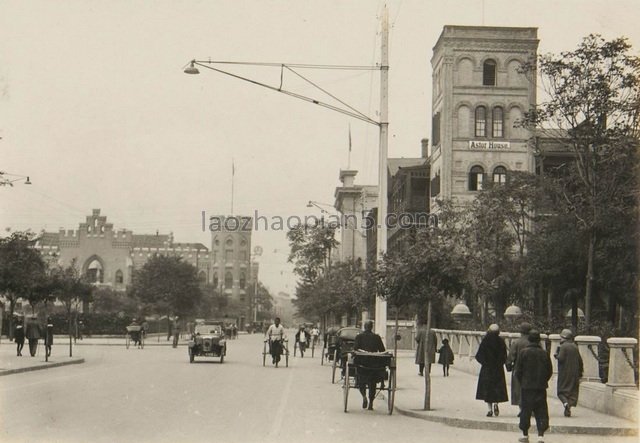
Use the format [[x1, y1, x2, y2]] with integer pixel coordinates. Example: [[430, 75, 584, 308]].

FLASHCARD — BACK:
[[184, 7, 390, 340], [0, 172, 31, 186]]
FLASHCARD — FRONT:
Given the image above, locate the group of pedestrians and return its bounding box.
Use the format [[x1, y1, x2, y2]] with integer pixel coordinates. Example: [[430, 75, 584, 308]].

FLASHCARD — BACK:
[[415, 326, 455, 377], [472, 322, 584, 443], [13, 316, 54, 358]]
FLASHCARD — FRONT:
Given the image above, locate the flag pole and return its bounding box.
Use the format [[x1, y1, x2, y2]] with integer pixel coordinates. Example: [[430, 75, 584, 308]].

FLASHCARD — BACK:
[[231, 159, 235, 215], [348, 124, 352, 169]]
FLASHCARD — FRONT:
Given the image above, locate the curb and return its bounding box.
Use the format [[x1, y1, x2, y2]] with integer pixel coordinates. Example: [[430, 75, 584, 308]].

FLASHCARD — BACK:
[[394, 405, 638, 436], [0, 358, 85, 377]]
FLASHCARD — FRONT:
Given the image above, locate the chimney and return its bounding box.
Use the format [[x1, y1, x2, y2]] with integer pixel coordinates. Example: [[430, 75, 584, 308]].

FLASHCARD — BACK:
[[421, 138, 429, 158], [339, 169, 358, 187]]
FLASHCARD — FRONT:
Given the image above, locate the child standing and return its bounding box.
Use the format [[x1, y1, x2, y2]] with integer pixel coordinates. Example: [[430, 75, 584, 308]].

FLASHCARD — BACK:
[[437, 338, 454, 376]]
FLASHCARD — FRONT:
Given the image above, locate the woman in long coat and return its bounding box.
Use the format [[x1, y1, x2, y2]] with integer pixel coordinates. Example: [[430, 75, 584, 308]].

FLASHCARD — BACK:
[[475, 324, 508, 416], [415, 328, 437, 376], [506, 322, 532, 409]]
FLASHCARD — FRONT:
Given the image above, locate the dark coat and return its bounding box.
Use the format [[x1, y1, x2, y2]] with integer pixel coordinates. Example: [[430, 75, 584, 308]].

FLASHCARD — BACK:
[[25, 321, 41, 340], [506, 335, 530, 405], [415, 329, 437, 365], [555, 340, 583, 406], [14, 324, 25, 343], [437, 343, 454, 365], [45, 324, 54, 346], [354, 330, 385, 353], [295, 330, 310, 343], [475, 332, 508, 403], [515, 343, 553, 390]]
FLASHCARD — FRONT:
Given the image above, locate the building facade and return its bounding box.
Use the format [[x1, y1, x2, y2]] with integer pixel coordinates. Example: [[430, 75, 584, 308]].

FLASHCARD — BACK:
[[429, 26, 539, 207]]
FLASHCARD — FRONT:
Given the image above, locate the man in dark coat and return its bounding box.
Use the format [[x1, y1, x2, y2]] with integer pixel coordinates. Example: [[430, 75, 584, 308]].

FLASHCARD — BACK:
[[14, 318, 25, 356], [515, 330, 553, 443], [354, 320, 386, 410], [25, 316, 41, 357], [475, 323, 508, 417], [554, 329, 583, 417], [294, 326, 311, 357], [507, 322, 533, 411], [415, 327, 437, 376]]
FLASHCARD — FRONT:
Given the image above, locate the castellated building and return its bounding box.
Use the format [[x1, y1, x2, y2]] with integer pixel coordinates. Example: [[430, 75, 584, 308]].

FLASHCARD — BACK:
[[429, 26, 539, 206]]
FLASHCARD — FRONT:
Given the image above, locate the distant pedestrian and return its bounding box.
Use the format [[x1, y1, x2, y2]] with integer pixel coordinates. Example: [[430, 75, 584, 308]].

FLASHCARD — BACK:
[[44, 317, 54, 357], [25, 316, 41, 357], [507, 322, 533, 413], [14, 319, 25, 356], [295, 326, 310, 357], [415, 326, 437, 376], [475, 323, 508, 417], [437, 338, 454, 376], [514, 329, 553, 443], [554, 329, 583, 417]]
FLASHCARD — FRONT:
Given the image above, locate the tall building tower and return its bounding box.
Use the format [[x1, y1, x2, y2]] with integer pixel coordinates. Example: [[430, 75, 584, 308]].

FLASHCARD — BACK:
[[429, 26, 539, 206], [209, 216, 252, 311]]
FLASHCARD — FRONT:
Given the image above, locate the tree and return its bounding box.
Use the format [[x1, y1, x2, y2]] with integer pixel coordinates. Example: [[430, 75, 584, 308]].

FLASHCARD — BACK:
[[287, 222, 338, 285], [520, 34, 640, 329], [50, 260, 94, 357], [91, 287, 138, 315], [128, 255, 202, 318], [0, 232, 46, 339]]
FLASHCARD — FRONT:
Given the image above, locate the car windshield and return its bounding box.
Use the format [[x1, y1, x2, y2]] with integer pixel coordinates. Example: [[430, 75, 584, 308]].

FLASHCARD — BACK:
[[195, 325, 221, 335]]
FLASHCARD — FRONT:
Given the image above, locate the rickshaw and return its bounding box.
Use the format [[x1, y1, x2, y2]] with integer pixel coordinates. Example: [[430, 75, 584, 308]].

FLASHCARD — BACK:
[[125, 324, 144, 349], [321, 326, 341, 366], [342, 351, 396, 414], [331, 327, 360, 384], [262, 338, 289, 368]]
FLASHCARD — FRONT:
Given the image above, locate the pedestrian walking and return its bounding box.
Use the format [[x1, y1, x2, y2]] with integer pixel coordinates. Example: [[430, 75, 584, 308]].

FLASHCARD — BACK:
[[44, 317, 54, 357], [25, 316, 41, 357], [295, 325, 310, 357], [514, 329, 553, 443], [554, 329, 583, 417], [14, 318, 25, 356], [507, 322, 533, 413], [415, 326, 437, 376], [475, 323, 508, 417], [437, 338, 454, 376]]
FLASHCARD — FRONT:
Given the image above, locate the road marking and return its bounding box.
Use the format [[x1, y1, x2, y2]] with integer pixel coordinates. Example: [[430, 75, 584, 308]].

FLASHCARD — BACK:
[[266, 366, 294, 439]]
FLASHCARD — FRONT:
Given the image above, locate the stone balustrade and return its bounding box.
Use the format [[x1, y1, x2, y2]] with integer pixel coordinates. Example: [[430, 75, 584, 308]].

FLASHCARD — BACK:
[[606, 337, 638, 388], [575, 335, 602, 382]]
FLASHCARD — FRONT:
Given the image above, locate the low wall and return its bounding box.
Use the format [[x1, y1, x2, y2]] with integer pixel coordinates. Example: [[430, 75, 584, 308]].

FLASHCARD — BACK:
[[433, 329, 638, 422]]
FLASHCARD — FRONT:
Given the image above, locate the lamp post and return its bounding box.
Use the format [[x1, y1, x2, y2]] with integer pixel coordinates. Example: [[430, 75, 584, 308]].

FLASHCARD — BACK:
[[184, 7, 389, 341]]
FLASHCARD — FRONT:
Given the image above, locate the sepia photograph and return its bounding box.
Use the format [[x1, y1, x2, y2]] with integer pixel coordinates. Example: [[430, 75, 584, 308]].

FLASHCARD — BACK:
[[0, 1, 638, 442]]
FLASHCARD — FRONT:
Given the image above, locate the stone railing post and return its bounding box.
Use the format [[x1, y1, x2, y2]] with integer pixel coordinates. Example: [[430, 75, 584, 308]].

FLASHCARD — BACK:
[[575, 335, 602, 382], [540, 333, 548, 351], [458, 331, 470, 357], [548, 334, 561, 375], [606, 338, 638, 388], [469, 332, 483, 359]]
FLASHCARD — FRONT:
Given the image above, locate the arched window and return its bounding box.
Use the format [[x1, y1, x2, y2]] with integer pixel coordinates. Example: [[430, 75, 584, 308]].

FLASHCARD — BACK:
[[225, 238, 233, 246], [492, 107, 504, 138], [224, 272, 233, 289], [115, 270, 123, 284], [239, 272, 246, 289], [493, 166, 508, 184], [469, 166, 485, 191], [475, 106, 487, 137], [483, 59, 497, 86], [86, 259, 103, 283]]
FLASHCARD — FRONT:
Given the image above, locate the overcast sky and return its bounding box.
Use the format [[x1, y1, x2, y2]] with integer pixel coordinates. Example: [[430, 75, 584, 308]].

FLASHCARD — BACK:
[[1, 0, 638, 295]]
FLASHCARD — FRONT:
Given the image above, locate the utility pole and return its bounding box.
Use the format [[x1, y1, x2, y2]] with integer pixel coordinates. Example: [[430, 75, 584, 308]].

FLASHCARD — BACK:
[[375, 5, 389, 341]]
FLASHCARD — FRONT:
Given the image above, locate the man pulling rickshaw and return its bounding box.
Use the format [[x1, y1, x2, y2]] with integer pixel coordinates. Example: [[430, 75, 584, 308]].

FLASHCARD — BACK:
[[126, 318, 144, 349]]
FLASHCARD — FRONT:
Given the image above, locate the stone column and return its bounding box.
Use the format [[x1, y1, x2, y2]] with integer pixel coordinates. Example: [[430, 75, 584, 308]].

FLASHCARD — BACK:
[[458, 331, 470, 357], [606, 338, 638, 387], [540, 334, 548, 351], [574, 335, 601, 381], [548, 334, 561, 375]]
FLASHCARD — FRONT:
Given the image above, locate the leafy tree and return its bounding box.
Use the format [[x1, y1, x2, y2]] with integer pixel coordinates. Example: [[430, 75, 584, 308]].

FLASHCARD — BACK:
[[50, 260, 94, 356], [287, 222, 338, 285], [520, 34, 640, 329], [128, 255, 202, 318], [91, 287, 138, 315], [0, 232, 46, 338]]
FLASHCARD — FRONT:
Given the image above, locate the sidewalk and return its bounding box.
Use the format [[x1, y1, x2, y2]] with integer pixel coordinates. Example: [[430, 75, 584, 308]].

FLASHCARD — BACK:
[[392, 351, 638, 436], [0, 342, 84, 376]]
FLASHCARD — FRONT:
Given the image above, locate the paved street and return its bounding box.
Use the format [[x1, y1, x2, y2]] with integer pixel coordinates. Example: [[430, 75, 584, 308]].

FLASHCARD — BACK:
[[0, 333, 636, 443]]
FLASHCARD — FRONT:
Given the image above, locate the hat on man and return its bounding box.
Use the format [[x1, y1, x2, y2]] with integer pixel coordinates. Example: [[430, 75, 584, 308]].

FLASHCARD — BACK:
[[560, 329, 573, 340], [519, 322, 532, 334], [488, 323, 500, 333], [528, 329, 541, 343]]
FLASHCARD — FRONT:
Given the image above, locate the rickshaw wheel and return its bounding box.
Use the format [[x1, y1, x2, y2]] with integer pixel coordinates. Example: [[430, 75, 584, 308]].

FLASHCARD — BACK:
[[343, 361, 350, 412], [387, 367, 396, 415], [262, 343, 267, 367], [285, 345, 289, 368], [189, 348, 194, 363], [311, 342, 315, 358], [139, 336, 145, 349], [321, 344, 326, 366], [125, 335, 130, 349], [220, 352, 224, 364], [331, 349, 338, 384]]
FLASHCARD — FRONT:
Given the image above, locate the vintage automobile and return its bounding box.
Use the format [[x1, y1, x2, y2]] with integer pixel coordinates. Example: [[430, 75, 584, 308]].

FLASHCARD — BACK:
[[188, 321, 227, 363]]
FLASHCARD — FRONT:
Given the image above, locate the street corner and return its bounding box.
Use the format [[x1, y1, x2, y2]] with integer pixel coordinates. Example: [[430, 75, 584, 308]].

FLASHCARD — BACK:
[[0, 356, 85, 376]]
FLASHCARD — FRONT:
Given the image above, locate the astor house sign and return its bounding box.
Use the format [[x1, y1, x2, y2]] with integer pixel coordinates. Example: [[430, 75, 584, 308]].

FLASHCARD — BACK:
[[468, 140, 510, 150]]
